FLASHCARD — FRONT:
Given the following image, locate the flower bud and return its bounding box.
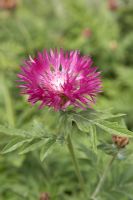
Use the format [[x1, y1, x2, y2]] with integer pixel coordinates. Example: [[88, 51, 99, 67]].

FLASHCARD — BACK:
[[108, 0, 119, 11], [0, 0, 18, 10], [40, 192, 50, 200], [112, 135, 129, 148]]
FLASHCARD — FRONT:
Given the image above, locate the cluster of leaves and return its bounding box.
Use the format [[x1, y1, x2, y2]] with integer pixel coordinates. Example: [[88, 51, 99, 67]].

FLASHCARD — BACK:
[[1, 109, 132, 157], [0, 108, 133, 200]]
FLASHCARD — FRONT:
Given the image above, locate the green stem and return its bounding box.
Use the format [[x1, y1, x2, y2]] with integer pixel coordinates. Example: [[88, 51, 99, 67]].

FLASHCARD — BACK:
[[67, 134, 84, 190], [91, 154, 116, 199], [1, 73, 15, 127]]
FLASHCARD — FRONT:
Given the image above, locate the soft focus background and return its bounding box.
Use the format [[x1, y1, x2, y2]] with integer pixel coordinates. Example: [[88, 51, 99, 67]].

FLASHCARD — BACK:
[[0, 0, 133, 199]]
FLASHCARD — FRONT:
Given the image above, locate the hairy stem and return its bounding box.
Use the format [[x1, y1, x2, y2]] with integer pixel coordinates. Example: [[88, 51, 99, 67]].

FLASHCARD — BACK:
[[67, 134, 85, 190], [91, 154, 116, 199]]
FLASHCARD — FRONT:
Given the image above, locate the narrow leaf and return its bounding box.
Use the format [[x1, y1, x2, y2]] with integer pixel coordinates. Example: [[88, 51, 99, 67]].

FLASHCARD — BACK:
[[95, 120, 133, 137], [40, 138, 56, 162], [90, 125, 98, 154], [0, 124, 50, 139], [1, 138, 32, 154], [79, 109, 126, 121], [0, 125, 32, 138], [19, 139, 46, 154]]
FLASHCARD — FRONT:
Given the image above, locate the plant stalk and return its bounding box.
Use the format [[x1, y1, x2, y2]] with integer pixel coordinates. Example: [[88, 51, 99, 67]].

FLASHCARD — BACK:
[[1, 73, 15, 127], [91, 154, 116, 199], [67, 134, 85, 190]]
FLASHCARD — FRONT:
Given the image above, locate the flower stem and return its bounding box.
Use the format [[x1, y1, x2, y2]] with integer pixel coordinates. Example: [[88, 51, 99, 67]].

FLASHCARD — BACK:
[[91, 154, 117, 199], [67, 134, 85, 190]]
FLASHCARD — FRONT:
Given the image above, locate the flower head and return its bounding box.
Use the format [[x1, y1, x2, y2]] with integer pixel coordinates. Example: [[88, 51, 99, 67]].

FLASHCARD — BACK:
[[18, 49, 102, 110]]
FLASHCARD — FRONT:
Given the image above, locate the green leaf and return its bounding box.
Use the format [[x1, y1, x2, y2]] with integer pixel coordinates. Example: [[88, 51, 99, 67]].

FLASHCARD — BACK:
[[71, 110, 126, 134], [71, 114, 91, 132], [111, 189, 133, 199], [98, 141, 118, 155], [59, 113, 72, 138], [29, 120, 49, 137], [40, 138, 56, 162], [1, 138, 32, 154], [0, 123, 50, 139], [71, 112, 133, 139], [78, 144, 97, 164], [94, 120, 133, 137], [78, 109, 126, 121], [0, 125, 31, 138], [19, 139, 46, 154], [90, 125, 98, 154]]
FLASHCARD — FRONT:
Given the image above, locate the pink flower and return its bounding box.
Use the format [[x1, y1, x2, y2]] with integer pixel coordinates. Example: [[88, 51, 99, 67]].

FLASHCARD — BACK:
[[18, 49, 102, 110]]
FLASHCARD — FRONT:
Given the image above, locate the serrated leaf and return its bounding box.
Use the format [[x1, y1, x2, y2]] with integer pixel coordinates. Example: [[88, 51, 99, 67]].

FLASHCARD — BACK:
[[19, 139, 46, 154], [94, 120, 133, 137], [40, 138, 56, 162], [1, 138, 32, 154]]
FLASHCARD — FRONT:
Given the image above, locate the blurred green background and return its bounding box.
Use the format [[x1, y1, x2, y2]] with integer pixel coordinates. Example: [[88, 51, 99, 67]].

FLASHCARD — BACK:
[[0, 0, 133, 199]]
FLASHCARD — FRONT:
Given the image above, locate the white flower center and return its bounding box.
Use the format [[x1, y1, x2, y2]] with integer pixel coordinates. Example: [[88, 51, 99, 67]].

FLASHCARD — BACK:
[[51, 74, 65, 91]]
